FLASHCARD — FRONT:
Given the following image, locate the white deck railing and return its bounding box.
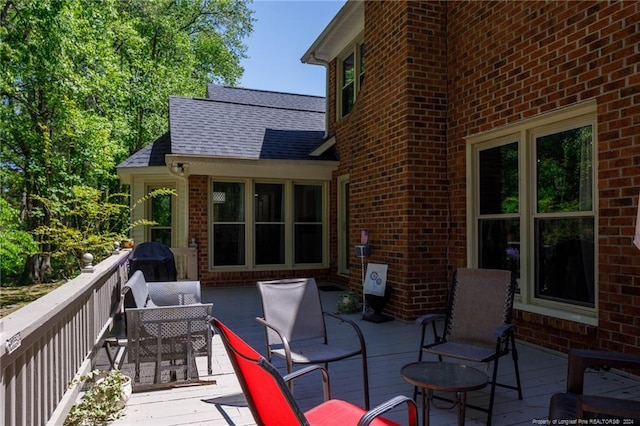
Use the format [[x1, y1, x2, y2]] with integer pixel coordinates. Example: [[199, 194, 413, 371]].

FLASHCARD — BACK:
[[0, 250, 130, 426], [171, 247, 198, 280], [0, 246, 198, 426]]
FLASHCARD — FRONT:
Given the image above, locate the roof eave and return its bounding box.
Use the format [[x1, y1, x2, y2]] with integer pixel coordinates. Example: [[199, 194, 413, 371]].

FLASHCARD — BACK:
[[301, 0, 364, 65]]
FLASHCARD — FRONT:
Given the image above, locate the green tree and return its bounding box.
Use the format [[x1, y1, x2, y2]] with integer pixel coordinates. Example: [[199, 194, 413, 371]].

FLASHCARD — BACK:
[[31, 186, 176, 279], [0, 0, 253, 282], [0, 197, 38, 283]]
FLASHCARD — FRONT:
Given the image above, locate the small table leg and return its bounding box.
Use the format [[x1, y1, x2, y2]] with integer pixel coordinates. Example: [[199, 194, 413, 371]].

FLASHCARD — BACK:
[[421, 388, 432, 426], [456, 391, 467, 426]]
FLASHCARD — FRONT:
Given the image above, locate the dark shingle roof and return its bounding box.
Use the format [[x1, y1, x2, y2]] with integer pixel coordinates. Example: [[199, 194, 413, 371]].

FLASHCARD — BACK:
[[118, 86, 331, 168], [118, 132, 171, 168], [169, 95, 327, 160], [206, 84, 325, 113]]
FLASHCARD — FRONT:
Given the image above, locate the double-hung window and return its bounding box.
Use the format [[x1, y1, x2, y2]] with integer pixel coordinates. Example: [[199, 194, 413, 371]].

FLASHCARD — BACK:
[[469, 103, 597, 320], [339, 42, 365, 118], [147, 185, 174, 246], [211, 179, 326, 269]]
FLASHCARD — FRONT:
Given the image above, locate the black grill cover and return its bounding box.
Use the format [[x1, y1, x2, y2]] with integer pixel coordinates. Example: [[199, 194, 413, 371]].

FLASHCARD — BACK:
[[129, 242, 177, 282]]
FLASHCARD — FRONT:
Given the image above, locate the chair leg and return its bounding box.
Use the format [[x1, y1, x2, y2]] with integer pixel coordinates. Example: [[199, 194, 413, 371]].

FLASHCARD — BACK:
[[486, 358, 500, 426], [362, 354, 370, 410], [511, 334, 523, 400]]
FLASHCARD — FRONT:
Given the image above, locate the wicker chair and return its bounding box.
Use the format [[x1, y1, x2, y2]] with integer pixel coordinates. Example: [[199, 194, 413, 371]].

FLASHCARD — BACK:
[[415, 268, 523, 425], [256, 278, 370, 409], [212, 317, 417, 426], [123, 271, 213, 384], [549, 349, 640, 421]]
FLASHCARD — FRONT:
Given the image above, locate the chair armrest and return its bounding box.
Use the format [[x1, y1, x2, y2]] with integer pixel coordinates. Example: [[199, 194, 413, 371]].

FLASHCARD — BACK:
[[323, 312, 367, 355], [494, 323, 513, 338], [283, 365, 330, 401], [357, 395, 418, 426], [415, 313, 445, 326], [567, 349, 640, 394], [416, 313, 445, 351], [256, 316, 294, 365], [578, 395, 640, 420], [148, 281, 201, 305]]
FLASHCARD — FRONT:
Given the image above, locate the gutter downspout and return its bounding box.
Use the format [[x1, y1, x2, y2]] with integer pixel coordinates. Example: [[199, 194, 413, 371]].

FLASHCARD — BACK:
[[311, 51, 331, 138]]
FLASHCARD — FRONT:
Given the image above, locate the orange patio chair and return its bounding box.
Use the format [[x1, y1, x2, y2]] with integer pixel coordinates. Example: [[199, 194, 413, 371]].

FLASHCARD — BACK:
[[211, 317, 418, 426]]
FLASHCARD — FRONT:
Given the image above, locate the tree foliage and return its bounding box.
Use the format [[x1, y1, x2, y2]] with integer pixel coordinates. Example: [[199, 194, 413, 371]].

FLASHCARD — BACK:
[[31, 186, 175, 279], [0, 198, 38, 282], [0, 0, 253, 282]]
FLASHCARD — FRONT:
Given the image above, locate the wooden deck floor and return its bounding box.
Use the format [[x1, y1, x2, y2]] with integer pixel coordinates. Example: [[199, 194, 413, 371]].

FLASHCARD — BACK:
[[107, 285, 640, 425]]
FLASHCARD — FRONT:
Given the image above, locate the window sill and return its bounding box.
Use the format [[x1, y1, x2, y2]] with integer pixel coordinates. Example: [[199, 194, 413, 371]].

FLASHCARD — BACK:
[[514, 302, 598, 327]]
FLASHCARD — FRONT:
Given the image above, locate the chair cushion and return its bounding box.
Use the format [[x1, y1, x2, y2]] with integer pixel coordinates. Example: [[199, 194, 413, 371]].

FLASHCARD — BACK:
[[305, 399, 400, 426]]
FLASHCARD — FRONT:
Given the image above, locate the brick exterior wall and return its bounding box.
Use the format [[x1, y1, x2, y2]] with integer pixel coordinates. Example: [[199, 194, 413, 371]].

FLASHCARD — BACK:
[[327, 1, 450, 320], [324, 0, 639, 353], [444, 0, 640, 352]]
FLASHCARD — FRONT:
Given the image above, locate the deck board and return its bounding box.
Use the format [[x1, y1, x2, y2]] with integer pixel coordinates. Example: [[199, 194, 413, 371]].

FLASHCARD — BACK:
[[105, 285, 640, 425]]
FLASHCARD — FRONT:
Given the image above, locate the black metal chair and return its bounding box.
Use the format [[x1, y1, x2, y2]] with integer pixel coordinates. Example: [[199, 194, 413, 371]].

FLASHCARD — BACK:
[[415, 268, 523, 425]]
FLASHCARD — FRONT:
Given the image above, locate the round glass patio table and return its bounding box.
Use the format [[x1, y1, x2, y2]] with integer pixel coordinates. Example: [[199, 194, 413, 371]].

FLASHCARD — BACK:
[[401, 361, 488, 426]]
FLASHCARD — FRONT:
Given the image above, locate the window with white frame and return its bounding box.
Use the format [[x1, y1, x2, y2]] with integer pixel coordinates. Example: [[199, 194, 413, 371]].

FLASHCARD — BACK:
[[470, 105, 597, 317], [339, 42, 365, 118], [210, 179, 326, 269], [147, 185, 174, 246]]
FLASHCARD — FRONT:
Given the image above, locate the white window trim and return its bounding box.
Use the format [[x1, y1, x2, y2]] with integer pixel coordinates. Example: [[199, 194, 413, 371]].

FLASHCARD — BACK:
[[209, 178, 329, 271], [337, 174, 350, 276], [466, 101, 598, 324]]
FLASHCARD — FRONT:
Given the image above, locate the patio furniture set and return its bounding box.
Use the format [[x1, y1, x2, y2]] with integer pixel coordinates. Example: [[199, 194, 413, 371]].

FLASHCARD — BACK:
[[106, 246, 640, 425]]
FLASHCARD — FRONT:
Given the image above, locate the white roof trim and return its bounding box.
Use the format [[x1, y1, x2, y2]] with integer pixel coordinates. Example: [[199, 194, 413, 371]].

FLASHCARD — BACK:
[[301, 0, 364, 65], [309, 136, 336, 157]]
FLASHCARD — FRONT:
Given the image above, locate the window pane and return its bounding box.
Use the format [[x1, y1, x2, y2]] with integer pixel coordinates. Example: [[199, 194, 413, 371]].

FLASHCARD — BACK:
[[150, 228, 171, 247], [151, 194, 171, 226], [255, 224, 284, 264], [294, 184, 322, 222], [255, 183, 283, 222], [295, 224, 323, 264], [478, 219, 520, 285], [342, 53, 354, 86], [479, 142, 519, 214], [342, 52, 355, 116], [255, 183, 284, 265], [536, 125, 593, 213], [342, 83, 355, 116], [213, 224, 245, 266], [535, 217, 595, 307], [213, 182, 244, 222]]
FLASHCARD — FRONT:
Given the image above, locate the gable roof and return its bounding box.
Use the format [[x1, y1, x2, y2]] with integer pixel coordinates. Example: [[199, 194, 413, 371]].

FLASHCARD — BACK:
[[117, 86, 331, 169], [207, 84, 325, 112]]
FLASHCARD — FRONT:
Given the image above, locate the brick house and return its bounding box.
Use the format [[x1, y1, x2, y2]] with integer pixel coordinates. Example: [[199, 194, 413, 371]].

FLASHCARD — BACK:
[[119, 0, 640, 354]]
